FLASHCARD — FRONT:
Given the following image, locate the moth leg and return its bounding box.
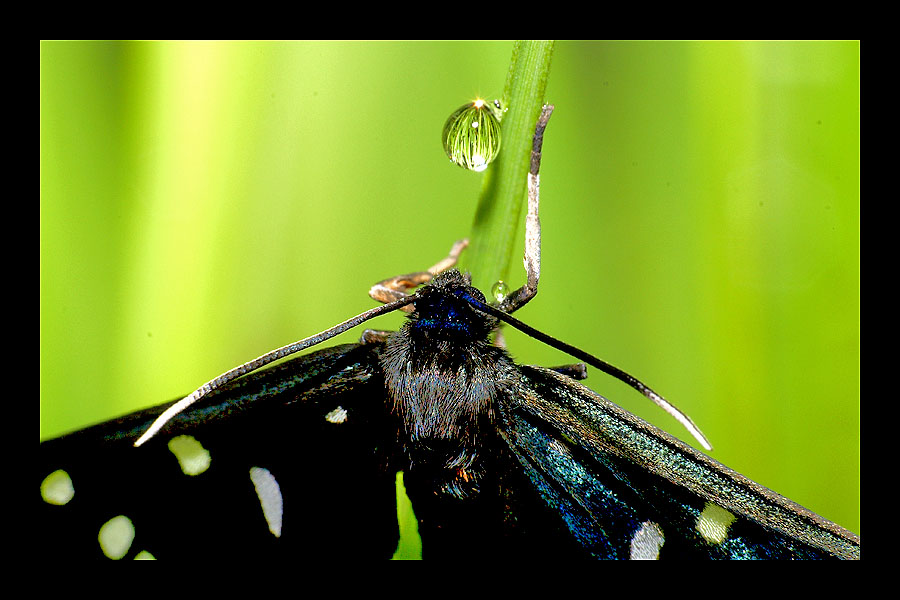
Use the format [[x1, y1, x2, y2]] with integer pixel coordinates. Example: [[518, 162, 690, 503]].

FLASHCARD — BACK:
[[426, 238, 469, 277], [498, 105, 553, 314], [369, 239, 469, 312], [368, 272, 432, 306], [549, 363, 588, 380], [360, 329, 392, 344]]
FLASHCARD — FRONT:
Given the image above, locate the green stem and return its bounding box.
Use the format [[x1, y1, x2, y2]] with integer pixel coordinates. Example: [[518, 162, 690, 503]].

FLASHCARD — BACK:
[[461, 40, 554, 293]]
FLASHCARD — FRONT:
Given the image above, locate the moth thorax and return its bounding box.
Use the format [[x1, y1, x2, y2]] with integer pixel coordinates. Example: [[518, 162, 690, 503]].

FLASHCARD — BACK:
[[381, 330, 515, 467]]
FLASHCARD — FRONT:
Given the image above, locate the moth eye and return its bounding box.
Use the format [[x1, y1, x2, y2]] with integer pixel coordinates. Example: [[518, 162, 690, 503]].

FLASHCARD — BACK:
[[442, 98, 502, 172], [491, 280, 510, 303]]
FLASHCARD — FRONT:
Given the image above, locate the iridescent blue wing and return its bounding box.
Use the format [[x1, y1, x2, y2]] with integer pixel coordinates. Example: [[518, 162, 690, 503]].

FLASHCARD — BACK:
[[39, 343, 400, 560], [498, 366, 860, 560]]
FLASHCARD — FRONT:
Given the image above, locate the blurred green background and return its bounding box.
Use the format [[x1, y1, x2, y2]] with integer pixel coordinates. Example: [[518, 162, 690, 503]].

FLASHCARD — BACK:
[[40, 41, 860, 540]]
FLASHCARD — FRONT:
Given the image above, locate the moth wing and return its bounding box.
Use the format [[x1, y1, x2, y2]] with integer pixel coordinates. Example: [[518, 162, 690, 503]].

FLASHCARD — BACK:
[[39, 343, 400, 560], [498, 365, 859, 559]]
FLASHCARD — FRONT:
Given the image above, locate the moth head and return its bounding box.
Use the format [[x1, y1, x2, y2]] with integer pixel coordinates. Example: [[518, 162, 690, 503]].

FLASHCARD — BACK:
[[407, 269, 497, 342]]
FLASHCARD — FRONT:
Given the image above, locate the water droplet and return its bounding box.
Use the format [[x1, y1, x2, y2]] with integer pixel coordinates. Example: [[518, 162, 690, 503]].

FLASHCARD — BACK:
[[442, 99, 502, 172], [491, 280, 510, 303]]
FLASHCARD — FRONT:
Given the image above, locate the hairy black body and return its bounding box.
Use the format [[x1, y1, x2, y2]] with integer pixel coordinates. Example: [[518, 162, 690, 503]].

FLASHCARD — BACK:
[[381, 270, 520, 499]]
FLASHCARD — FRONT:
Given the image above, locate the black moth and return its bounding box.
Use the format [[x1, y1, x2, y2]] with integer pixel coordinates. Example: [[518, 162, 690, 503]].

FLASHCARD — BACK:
[[39, 106, 860, 560]]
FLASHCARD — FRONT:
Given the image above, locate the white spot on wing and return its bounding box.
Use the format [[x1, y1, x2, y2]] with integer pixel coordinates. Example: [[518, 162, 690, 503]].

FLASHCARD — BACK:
[[167, 435, 211, 476], [250, 466, 283, 538], [630, 521, 665, 560], [98, 515, 135, 559], [696, 502, 736, 544], [41, 469, 74, 505], [325, 406, 348, 424]]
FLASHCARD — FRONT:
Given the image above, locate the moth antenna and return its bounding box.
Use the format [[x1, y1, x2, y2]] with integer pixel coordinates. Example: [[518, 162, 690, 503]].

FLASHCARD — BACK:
[[473, 104, 710, 449], [134, 291, 424, 447], [473, 299, 713, 451]]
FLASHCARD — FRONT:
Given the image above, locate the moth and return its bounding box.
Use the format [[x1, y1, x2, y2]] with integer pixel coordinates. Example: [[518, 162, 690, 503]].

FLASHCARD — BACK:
[[39, 106, 860, 560]]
